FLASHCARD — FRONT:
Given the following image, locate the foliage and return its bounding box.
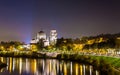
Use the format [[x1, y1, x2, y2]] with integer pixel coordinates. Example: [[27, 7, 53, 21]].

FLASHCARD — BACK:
[[0, 41, 24, 51], [56, 37, 74, 51]]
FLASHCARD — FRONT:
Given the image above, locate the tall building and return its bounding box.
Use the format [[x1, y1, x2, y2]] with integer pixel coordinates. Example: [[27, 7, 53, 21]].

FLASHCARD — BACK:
[[50, 30, 57, 45]]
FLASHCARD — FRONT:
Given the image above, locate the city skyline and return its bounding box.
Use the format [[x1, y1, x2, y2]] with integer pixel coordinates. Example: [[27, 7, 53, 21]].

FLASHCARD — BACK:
[[0, 0, 120, 43]]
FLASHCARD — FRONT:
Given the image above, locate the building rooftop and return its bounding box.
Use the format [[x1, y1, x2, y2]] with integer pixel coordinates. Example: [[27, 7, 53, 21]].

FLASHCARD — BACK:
[[39, 31, 45, 33]]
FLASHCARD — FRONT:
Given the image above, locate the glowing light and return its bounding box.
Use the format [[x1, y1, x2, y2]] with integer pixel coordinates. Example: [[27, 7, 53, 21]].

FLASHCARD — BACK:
[[43, 60, 45, 70], [9, 58, 13, 73], [83, 65, 85, 75], [70, 62, 73, 75], [64, 63, 67, 75], [0, 46, 4, 51], [90, 66, 92, 75], [17, 45, 24, 50], [30, 44, 37, 51], [1, 57, 3, 62], [13, 58, 15, 71], [80, 65, 83, 75], [50, 60, 52, 72], [60, 63, 62, 72], [31, 59, 37, 74], [96, 70, 99, 75], [19, 58, 22, 74], [26, 59, 30, 73], [25, 37, 32, 44], [75, 63, 78, 75]]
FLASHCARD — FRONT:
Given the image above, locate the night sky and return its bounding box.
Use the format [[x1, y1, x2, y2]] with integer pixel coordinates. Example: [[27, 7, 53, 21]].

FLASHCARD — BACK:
[[0, 0, 120, 43]]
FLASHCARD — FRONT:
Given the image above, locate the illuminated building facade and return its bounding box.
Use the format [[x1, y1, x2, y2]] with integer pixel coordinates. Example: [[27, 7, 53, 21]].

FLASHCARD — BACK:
[[50, 30, 57, 45], [30, 30, 57, 46]]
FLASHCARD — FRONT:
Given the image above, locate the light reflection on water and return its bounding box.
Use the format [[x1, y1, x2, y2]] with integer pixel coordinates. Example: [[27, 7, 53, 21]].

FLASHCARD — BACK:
[[0, 57, 99, 75]]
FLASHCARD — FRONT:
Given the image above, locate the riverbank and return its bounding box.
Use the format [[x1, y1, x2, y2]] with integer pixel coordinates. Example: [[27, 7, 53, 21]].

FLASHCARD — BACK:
[[57, 53, 120, 75], [0, 51, 120, 75]]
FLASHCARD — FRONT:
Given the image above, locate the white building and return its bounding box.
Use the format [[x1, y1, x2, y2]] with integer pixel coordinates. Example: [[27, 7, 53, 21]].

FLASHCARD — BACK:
[[30, 30, 57, 47], [50, 30, 57, 45], [37, 31, 46, 40], [30, 39, 36, 44]]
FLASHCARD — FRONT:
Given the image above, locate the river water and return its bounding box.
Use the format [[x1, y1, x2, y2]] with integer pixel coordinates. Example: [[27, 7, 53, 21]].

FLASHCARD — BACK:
[[0, 57, 99, 75]]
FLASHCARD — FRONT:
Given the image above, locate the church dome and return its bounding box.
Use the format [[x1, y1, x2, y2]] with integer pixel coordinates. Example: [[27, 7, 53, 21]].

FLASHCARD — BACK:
[[38, 31, 46, 35], [39, 31, 44, 33], [37, 30, 46, 40]]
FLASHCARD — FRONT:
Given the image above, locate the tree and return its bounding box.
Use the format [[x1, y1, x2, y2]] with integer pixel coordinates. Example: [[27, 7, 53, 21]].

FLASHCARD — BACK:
[[37, 39, 44, 50], [56, 37, 74, 51]]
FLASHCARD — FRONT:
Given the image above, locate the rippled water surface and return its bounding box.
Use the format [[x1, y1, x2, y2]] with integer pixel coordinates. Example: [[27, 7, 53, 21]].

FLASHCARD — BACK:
[[0, 57, 99, 75]]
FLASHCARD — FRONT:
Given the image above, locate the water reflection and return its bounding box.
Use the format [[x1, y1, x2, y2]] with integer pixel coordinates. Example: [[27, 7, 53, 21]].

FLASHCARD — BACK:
[[0, 57, 99, 75]]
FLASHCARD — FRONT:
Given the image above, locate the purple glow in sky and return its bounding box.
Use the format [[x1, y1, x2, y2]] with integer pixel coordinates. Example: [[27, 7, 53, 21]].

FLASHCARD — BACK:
[[0, 0, 120, 43]]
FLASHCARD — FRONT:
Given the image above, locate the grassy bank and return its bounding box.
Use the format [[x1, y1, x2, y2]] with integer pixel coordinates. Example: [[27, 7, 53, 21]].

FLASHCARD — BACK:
[[57, 54, 120, 75]]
